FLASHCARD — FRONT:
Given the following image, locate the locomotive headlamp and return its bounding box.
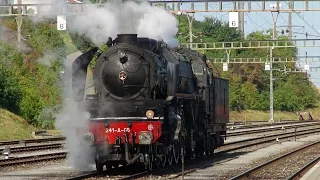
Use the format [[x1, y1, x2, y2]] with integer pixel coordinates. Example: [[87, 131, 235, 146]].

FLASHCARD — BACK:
[[83, 132, 95, 146], [118, 50, 128, 64], [119, 71, 127, 82], [146, 110, 154, 119], [138, 131, 153, 144]]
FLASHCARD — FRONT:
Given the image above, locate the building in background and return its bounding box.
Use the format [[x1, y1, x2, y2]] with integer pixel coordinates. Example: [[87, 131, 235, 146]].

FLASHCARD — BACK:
[[7, 0, 82, 15], [0, 0, 11, 5]]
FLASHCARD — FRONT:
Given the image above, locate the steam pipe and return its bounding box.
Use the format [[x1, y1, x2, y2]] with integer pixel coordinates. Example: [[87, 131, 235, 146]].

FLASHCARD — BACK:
[[72, 47, 98, 102], [116, 34, 138, 44], [124, 142, 142, 164]]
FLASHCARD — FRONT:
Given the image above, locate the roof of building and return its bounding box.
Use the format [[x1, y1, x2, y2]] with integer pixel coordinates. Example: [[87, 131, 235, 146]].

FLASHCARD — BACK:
[[67, 0, 82, 4]]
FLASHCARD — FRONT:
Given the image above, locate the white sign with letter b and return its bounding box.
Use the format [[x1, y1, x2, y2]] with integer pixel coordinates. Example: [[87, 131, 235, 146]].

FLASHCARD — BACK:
[[57, 15, 67, 31]]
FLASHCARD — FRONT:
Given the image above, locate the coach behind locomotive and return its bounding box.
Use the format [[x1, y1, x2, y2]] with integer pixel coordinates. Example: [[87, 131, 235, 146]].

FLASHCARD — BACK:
[[72, 34, 229, 171]]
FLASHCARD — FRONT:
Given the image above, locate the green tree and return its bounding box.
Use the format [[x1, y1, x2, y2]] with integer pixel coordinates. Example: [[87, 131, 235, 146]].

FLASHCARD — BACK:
[[69, 32, 95, 53], [176, 16, 318, 111], [0, 17, 66, 128], [0, 58, 22, 114]]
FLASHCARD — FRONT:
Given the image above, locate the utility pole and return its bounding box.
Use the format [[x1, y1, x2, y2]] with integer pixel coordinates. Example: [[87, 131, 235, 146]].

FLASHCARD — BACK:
[[16, 0, 23, 44], [176, 11, 196, 48], [288, 0, 293, 39], [269, 2, 280, 123], [238, 1, 245, 37], [186, 13, 196, 48]]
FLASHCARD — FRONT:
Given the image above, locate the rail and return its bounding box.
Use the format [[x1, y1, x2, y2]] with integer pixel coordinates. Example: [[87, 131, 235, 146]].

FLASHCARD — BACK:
[[0, 137, 65, 146], [0, 152, 67, 167], [0, 143, 63, 153], [229, 140, 320, 180], [287, 156, 320, 180], [227, 122, 320, 137]]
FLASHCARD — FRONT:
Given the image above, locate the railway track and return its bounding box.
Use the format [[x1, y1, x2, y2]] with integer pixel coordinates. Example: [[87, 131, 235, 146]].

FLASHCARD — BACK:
[[226, 122, 320, 137], [287, 156, 320, 180], [0, 121, 318, 179], [229, 140, 320, 180], [227, 119, 298, 125], [226, 120, 318, 130], [66, 125, 320, 180], [0, 152, 67, 167], [0, 143, 64, 154], [0, 137, 65, 146], [221, 126, 320, 150]]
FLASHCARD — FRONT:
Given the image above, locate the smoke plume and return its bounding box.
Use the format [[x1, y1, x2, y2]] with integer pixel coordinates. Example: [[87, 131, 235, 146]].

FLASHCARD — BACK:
[[0, 25, 31, 53], [36, 51, 56, 66], [55, 96, 95, 171], [67, 1, 179, 47], [55, 52, 95, 171]]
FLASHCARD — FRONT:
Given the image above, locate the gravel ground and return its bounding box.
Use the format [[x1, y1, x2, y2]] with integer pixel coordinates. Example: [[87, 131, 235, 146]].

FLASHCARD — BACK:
[[250, 143, 320, 179], [0, 160, 82, 180], [167, 133, 320, 180]]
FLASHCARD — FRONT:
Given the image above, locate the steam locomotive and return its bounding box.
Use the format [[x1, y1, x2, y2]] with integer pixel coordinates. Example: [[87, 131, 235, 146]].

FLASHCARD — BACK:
[[72, 34, 229, 171]]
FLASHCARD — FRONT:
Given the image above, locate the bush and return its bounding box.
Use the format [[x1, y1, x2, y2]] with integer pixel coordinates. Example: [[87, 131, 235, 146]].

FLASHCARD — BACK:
[[0, 18, 66, 128], [0, 63, 22, 114]]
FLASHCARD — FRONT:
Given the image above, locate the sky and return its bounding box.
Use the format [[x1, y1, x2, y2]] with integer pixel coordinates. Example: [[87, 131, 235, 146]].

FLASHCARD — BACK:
[[171, 1, 320, 87]]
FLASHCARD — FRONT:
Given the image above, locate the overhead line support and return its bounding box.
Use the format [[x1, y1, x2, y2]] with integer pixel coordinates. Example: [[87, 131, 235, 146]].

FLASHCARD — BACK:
[[208, 56, 320, 64], [1, 1, 320, 17], [268, 1, 281, 123], [180, 39, 320, 50]]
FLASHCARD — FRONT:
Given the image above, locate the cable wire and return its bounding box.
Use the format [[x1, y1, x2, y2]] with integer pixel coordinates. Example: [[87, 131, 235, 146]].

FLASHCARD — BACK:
[[284, 1, 320, 36]]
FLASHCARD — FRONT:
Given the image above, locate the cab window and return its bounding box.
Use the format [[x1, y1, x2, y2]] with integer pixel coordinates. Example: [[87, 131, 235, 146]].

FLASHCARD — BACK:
[[191, 63, 204, 75]]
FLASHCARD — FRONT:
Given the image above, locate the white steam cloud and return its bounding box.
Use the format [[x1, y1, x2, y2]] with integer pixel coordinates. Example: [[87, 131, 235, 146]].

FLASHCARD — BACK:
[[54, 51, 96, 171], [0, 25, 31, 53], [67, 1, 179, 47], [55, 96, 95, 171], [36, 51, 56, 66]]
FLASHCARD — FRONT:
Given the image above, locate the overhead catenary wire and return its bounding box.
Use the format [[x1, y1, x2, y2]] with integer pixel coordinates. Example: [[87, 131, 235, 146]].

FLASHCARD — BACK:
[[284, 1, 320, 36]]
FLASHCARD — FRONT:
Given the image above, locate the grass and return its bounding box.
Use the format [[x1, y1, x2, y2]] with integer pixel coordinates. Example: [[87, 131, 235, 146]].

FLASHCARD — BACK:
[[59, 31, 78, 55], [0, 108, 36, 141]]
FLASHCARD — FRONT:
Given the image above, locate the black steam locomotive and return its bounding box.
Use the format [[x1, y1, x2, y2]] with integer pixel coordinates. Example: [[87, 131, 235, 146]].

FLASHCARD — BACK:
[[72, 34, 229, 171]]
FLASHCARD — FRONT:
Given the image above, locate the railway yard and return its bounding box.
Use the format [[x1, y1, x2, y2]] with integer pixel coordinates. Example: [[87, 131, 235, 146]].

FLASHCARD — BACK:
[[1, 120, 320, 180], [2, 0, 320, 180]]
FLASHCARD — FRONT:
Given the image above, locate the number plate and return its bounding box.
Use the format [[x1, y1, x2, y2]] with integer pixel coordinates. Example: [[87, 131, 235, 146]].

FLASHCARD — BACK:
[[106, 128, 130, 133]]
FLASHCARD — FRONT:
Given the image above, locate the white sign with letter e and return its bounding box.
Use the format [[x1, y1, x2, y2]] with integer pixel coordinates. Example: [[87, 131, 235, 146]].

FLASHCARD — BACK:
[[57, 15, 67, 31], [223, 63, 228, 71], [265, 63, 270, 70], [304, 64, 309, 71], [229, 12, 239, 28]]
